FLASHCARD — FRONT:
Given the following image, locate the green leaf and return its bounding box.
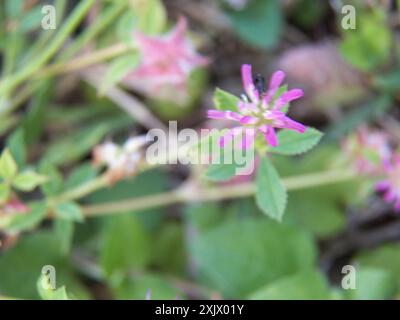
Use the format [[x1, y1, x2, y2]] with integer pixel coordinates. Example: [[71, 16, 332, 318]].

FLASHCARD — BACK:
[[345, 267, 397, 300], [37, 275, 69, 300], [0, 149, 18, 180], [340, 8, 391, 71], [20, 5, 43, 32], [255, 157, 287, 221], [5, 201, 47, 233], [5, 0, 23, 19], [100, 214, 151, 282], [0, 231, 89, 299], [22, 80, 54, 145], [284, 189, 345, 238], [355, 244, 400, 290], [213, 88, 239, 111], [12, 171, 48, 191], [0, 183, 10, 205], [152, 223, 186, 274], [191, 218, 316, 297], [225, 0, 283, 49], [39, 161, 63, 196], [112, 273, 181, 299], [54, 220, 74, 256], [134, 0, 167, 35], [204, 163, 238, 181], [6, 128, 26, 168], [54, 202, 83, 222], [100, 53, 140, 94], [248, 271, 331, 300], [185, 203, 226, 232], [116, 11, 137, 46], [270, 128, 323, 156], [64, 162, 98, 191]]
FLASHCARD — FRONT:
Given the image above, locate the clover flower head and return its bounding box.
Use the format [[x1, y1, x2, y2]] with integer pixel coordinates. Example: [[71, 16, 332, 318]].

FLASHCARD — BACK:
[[93, 136, 147, 183], [125, 16, 209, 97], [207, 64, 306, 149], [376, 154, 400, 212], [342, 126, 391, 175]]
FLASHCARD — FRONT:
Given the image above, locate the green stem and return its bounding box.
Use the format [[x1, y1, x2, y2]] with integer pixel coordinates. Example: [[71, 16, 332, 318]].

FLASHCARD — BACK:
[[50, 174, 109, 205], [81, 169, 356, 217], [37, 42, 129, 78], [0, 0, 96, 95]]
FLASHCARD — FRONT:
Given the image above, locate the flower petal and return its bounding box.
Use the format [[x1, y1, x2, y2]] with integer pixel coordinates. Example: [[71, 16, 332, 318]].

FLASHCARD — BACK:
[[240, 115, 258, 125], [375, 180, 390, 191], [259, 125, 278, 147], [268, 70, 285, 93], [241, 64, 259, 102], [207, 110, 242, 121], [282, 117, 307, 133], [275, 89, 304, 109], [169, 16, 187, 44], [384, 189, 396, 203]]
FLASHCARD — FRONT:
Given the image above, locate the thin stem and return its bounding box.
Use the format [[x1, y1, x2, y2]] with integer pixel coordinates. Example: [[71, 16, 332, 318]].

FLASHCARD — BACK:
[[81, 169, 356, 217], [50, 174, 109, 205], [37, 43, 129, 78]]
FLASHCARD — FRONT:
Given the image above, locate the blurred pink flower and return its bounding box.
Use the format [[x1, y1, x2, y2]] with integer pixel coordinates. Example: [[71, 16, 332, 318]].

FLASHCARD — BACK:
[[125, 16, 209, 96], [207, 64, 306, 149], [2, 198, 28, 214], [376, 154, 400, 212], [342, 126, 391, 175]]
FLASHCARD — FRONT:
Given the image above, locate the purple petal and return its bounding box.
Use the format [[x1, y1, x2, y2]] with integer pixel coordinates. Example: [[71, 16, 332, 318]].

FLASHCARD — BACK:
[[283, 118, 306, 133], [259, 125, 278, 147], [375, 180, 390, 191], [207, 109, 227, 119], [207, 109, 242, 121], [275, 89, 304, 109], [240, 115, 258, 125], [384, 190, 396, 202], [268, 70, 285, 93], [241, 64, 259, 102]]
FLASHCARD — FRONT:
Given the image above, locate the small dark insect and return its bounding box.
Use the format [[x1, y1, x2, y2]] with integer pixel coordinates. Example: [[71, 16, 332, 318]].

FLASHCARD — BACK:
[[253, 73, 266, 96]]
